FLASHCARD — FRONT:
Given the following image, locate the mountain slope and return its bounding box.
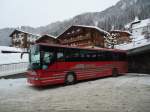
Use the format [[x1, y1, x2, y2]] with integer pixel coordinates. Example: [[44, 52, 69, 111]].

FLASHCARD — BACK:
[[44, 0, 150, 36], [0, 0, 150, 46]]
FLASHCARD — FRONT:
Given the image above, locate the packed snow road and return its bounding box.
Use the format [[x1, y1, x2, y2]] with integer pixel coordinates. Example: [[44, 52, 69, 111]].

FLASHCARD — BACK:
[[0, 73, 150, 112]]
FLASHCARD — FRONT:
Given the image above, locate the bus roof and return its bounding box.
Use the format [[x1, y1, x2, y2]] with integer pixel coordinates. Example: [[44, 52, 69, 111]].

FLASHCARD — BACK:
[[36, 43, 127, 53]]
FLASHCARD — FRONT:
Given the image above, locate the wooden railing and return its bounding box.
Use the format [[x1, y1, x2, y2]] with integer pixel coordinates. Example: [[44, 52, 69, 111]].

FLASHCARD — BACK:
[[62, 34, 91, 44]]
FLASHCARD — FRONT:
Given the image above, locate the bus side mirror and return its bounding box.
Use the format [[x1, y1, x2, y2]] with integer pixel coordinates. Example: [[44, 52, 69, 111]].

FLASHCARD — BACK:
[[21, 52, 24, 59], [20, 52, 28, 59]]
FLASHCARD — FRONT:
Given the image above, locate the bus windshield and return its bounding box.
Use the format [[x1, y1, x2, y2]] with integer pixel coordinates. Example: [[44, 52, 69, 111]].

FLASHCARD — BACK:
[[29, 45, 41, 70], [29, 45, 55, 70]]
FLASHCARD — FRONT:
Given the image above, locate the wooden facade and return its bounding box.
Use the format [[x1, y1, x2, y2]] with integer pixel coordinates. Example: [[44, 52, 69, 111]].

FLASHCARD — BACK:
[[110, 30, 132, 44], [10, 29, 40, 49], [57, 25, 109, 48], [36, 34, 59, 44]]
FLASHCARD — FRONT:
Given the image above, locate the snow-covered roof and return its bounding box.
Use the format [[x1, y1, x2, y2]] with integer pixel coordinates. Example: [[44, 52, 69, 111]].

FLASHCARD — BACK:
[[0, 53, 28, 65], [131, 18, 150, 29], [73, 25, 109, 35], [42, 34, 56, 39], [110, 30, 132, 35], [0, 46, 22, 53], [0, 46, 28, 65], [10, 29, 41, 37], [115, 38, 150, 50], [131, 16, 141, 24], [57, 25, 109, 39], [125, 23, 131, 29], [125, 18, 150, 29], [36, 34, 57, 42], [125, 17, 141, 29]]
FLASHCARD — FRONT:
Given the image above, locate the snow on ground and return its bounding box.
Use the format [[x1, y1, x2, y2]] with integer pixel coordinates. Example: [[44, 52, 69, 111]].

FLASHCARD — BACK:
[[0, 73, 150, 112]]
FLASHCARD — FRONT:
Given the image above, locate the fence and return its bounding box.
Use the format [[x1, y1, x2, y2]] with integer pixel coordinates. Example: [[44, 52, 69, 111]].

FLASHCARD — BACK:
[[0, 62, 28, 77]]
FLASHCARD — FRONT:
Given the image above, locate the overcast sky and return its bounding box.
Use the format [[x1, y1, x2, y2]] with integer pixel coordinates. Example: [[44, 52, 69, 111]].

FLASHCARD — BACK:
[[0, 0, 120, 29]]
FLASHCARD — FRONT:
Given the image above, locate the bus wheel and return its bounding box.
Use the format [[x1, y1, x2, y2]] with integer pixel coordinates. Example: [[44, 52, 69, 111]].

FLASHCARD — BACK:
[[65, 72, 76, 85], [112, 68, 118, 77]]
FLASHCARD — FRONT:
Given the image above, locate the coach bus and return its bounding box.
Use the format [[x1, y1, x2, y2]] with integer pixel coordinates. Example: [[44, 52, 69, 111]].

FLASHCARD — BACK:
[[26, 43, 128, 86]]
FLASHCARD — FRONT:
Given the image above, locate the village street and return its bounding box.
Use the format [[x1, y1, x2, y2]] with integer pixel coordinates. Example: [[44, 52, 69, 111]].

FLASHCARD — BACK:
[[0, 73, 150, 112]]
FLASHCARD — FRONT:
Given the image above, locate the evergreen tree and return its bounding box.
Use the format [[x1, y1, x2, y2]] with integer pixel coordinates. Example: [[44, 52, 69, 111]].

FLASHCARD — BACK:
[[104, 33, 118, 48]]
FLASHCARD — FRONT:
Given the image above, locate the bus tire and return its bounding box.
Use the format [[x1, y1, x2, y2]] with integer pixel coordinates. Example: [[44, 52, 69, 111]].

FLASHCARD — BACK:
[[65, 72, 76, 85], [112, 68, 118, 77]]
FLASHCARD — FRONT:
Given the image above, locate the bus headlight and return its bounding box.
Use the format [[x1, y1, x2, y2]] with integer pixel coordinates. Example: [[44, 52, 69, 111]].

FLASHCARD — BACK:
[[30, 71, 37, 75], [34, 77, 39, 80]]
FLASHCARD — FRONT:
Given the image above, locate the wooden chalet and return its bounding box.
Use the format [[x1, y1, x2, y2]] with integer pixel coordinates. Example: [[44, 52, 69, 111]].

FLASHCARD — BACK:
[[36, 34, 59, 44], [110, 30, 132, 44], [10, 29, 40, 49], [57, 25, 109, 48]]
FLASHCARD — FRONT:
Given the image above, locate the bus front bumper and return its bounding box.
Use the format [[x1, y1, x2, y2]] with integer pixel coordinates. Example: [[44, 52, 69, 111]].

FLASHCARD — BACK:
[[27, 76, 64, 86]]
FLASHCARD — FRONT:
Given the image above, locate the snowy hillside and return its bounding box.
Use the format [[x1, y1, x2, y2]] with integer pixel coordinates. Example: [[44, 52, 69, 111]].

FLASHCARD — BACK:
[[0, 0, 150, 46]]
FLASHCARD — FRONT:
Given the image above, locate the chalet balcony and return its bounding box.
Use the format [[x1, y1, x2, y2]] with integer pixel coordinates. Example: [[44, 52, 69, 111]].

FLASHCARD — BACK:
[[61, 35, 91, 44], [77, 42, 92, 46]]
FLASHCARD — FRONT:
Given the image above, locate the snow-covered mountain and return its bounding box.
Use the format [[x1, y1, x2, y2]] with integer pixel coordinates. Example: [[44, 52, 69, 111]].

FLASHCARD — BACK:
[[0, 0, 150, 46]]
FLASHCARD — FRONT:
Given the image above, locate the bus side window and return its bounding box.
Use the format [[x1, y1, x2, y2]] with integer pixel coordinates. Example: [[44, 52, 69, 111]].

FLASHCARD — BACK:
[[97, 51, 104, 61], [119, 52, 127, 61], [105, 51, 113, 61], [57, 52, 64, 61], [113, 52, 119, 61], [43, 52, 51, 64]]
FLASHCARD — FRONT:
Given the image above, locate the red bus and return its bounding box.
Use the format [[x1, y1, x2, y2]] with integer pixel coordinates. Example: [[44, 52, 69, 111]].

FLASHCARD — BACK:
[[27, 43, 128, 86]]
